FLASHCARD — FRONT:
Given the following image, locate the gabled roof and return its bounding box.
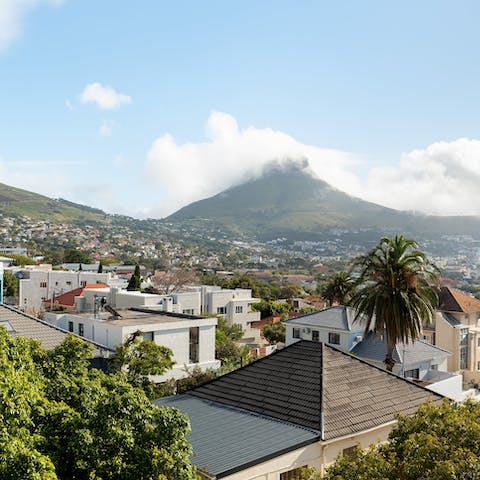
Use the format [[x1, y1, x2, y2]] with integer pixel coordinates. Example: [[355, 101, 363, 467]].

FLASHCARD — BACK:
[[284, 305, 363, 331], [188, 340, 442, 439], [0, 304, 113, 355], [351, 332, 451, 366], [438, 287, 480, 314]]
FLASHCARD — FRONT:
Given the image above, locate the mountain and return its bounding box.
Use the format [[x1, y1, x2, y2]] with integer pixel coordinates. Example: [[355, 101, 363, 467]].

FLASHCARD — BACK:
[[0, 182, 107, 223], [167, 162, 480, 240]]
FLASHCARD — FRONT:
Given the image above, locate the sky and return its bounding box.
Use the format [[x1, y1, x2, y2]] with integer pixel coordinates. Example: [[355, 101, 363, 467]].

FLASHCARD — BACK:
[[1, 0, 480, 218]]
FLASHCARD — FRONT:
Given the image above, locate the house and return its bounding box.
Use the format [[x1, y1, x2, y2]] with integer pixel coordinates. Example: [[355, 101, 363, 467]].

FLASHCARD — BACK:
[[44, 306, 220, 381], [286, 306, 460, 399], [14, 267, 111, 313], [53, 284, 261, 340], [285, 306, 366, 350], [156, 341, 443, 479], [0, 303, 113, 368], [423, 287, 480, 385]]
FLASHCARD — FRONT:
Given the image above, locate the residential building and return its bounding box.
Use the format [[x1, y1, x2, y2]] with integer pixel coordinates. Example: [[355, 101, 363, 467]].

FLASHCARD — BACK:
[[286, 306, 461, 399], [15, 267, 111, 313], [44, 307, 220, 381], [424, 287, 480, 385], [156, 340, 443, 479], [0, 303, 113, 369], [47, 284, 261, 339]]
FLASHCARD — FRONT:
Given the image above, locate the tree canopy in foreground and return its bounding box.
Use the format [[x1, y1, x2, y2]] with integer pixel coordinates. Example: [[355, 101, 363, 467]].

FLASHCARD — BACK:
[[320, 399, 480, 480], [0, 328, 196, 480]]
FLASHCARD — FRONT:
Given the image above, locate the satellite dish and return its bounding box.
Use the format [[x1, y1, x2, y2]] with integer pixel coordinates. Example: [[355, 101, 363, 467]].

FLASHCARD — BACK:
[[15, 272, 24, 279]]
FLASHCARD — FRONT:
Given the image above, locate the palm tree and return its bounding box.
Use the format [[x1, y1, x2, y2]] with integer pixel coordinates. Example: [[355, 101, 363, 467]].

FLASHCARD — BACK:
[[320, 271, 356, 307], [349, 235, 439, 371]]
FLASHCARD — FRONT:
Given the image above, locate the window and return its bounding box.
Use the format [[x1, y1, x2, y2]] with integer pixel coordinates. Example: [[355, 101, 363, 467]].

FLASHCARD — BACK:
[[183, 309, 194, 315], [293, 328, 301, 339], [66, 281, 72, 286], [328, 332, 340, 345], [189, 327, 199, 363], [431, 364, 438, 370], [40, 282, 47, 288], [68, 321, 74, 332], [404, 368, 419, 379], [460, 328, 469, 370], [477, 338, 480, 348], [235, 306, 243, 314], [143, 331, 154, 341], [312, 330, 320, 342], [78, 323, 84, 337], [477, 361, 480, 371], [80, 280, 87, 287], [342, 446, 356, 458], [280, 467, 306, 480], [216, 307, 226, 315]]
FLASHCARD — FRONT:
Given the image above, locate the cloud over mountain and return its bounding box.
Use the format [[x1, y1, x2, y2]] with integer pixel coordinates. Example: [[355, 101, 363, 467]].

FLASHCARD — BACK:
[[146, 112, 480, 218]]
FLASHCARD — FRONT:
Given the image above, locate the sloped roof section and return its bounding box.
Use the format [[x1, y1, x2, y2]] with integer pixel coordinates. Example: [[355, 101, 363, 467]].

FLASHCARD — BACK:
[[45, 284, 110, 308], [351, 332, 451, 366], [155, 395, 319, 478], [190, 340, 443, 439], [284, 306, 363, 331], [438, 287, 480, 313], [0, 304, 113, 355]]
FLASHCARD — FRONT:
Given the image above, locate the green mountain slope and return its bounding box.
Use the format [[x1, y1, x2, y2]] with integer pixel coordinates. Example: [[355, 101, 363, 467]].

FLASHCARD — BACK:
[[167, 164, 480, 239], [0, 182, 107, 223]]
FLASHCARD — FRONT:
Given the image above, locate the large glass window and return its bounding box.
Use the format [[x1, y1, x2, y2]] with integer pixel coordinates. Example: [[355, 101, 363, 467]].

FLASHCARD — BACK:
[[292, 328, 301, 339], [280, 467, 306, 480]]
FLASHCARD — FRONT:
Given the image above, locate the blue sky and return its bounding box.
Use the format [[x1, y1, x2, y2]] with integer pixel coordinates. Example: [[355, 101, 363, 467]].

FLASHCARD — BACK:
[[1, 1, 480, 217]]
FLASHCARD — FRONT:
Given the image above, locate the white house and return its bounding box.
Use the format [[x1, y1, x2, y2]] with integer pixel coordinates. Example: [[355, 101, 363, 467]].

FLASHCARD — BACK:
[[14, 267, 111, 313], [285, 306, 462, 400], [60, 284, 261, 339], [44, 306, 220, 381]]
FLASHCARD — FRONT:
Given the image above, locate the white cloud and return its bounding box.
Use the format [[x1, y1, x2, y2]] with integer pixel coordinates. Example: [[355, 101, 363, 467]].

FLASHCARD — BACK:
[[99, 120, 114, 137], [146, 111, 359, 216], [146, 113, 480, 218], [80, 83, 132, 110], [352, 138, 480, 216], [0, 0, 62, 51]]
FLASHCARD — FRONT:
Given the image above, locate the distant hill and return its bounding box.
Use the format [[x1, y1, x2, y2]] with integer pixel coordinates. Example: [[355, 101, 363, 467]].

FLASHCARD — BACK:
[[167, 162, 480, 240], [0, 182, 107, 223]]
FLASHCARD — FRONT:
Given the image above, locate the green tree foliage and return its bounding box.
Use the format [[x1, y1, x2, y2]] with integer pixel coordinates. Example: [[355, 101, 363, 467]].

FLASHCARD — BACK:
[[110, 331, 175, 387], [3, 270, 18, 297], [0, 330, 195, 480], [126, 264, 142, 291], [349, 236, 439, 371], [280, 283, 303, 300], [262, 321, 286, 344], [324, 400, 480, 480], [215, 317, 244, 365], [320, 271, 356, 307], [9, 254, 36, 267], [63, 248, 92, 264], [252, 300, 290, 318]]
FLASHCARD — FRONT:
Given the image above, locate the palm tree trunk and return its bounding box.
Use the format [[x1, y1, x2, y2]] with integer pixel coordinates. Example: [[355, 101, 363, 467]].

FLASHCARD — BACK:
[[384, 337, 396, 372]]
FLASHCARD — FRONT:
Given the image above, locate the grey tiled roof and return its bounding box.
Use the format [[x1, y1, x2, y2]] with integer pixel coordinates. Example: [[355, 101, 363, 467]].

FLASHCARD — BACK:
[[154, 395, 319, 478], [351, 332, 451, 366], [0, 304, 113, 355], [189, 340, 443, 440], [285, 306, 363, 331], [441, 311, 462, 327]]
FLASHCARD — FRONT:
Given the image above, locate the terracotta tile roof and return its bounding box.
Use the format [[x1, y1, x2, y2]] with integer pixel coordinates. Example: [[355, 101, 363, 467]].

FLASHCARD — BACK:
[[438, 287, 480, 314], [45, 284, 109, 307], [189, 340, 442, 440]]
